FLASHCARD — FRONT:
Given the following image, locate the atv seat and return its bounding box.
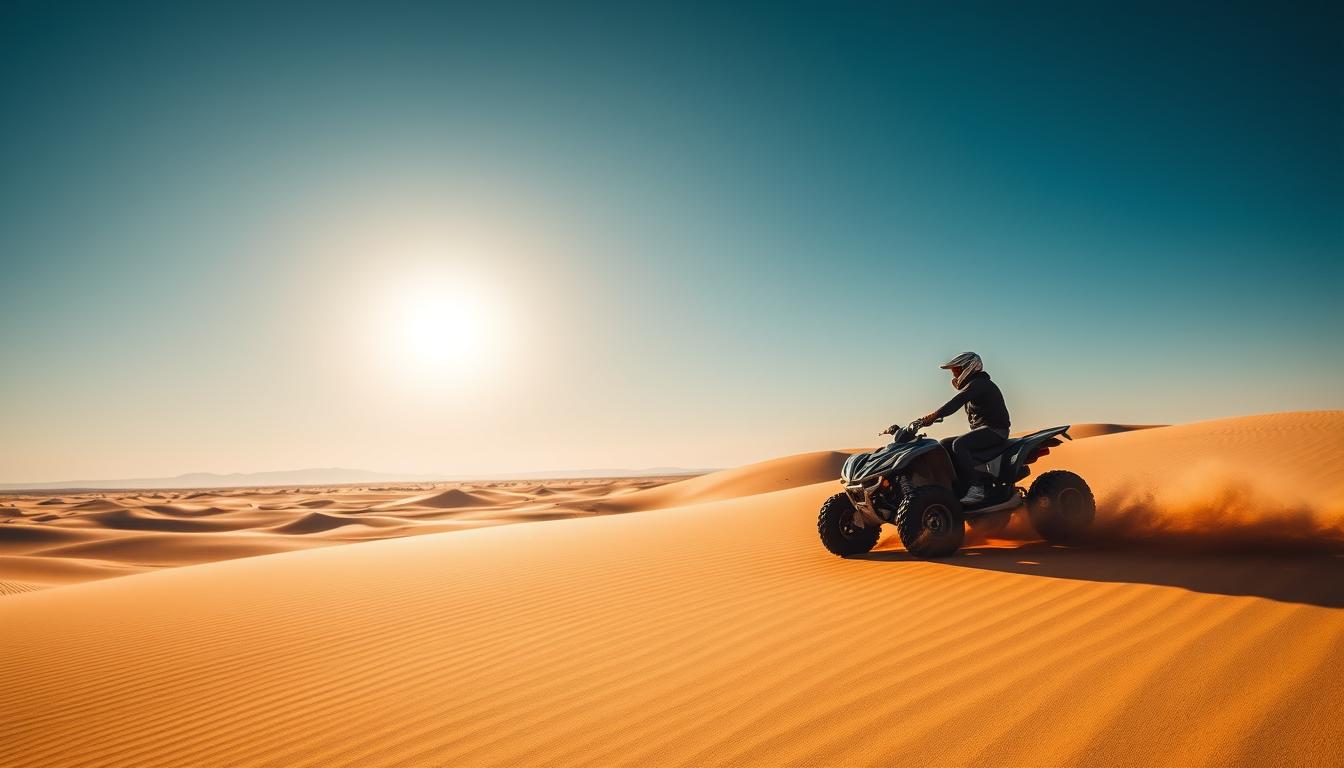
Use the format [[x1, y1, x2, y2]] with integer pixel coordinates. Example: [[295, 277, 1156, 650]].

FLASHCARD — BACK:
[[947, 427, 1071, 476], [973, 426, 1072, 465], [968, 437, 1022, 464]]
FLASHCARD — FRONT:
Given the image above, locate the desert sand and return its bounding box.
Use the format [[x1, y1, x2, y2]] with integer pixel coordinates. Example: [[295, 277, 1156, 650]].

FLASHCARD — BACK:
[[3, 411, 1342, 767], [0, 476, 694, 592]]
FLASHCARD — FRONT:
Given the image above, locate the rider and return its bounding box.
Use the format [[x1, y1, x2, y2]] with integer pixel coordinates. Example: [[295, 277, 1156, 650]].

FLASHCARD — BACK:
[[918, 352, 1011, 505]]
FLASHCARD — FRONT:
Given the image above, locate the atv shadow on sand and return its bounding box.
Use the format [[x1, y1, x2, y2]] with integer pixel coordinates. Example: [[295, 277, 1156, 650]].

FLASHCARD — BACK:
[[853, 543, 1344, 609]]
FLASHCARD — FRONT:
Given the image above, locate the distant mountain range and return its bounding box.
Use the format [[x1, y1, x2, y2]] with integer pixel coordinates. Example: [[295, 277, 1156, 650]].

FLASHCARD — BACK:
[[0, 465, 711, 491]]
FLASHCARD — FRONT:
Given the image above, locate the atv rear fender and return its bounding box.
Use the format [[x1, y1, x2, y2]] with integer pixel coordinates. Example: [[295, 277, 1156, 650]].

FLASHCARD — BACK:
[[1004, 425, 1072, 480]]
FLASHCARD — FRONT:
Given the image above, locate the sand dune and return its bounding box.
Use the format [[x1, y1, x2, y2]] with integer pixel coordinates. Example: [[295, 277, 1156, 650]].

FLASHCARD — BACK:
[[80, 507, 251, 533], [383, 487, 498, 509], [2, 411, 1342, 767], [0, 454, 843, 593], [0, 476, 693, 589], [0, 553, 147, 585], [269, 511, 409, 535], [297, 498, 339, 508], [33, 532, 325, 566], [0, 580, 41, 596], [1042, 412, 1343, 501], [585, 450, 850, 512], [65, 498, 130, 512], [139, 503, 232, 517], [1047, 422, 1164, 439]]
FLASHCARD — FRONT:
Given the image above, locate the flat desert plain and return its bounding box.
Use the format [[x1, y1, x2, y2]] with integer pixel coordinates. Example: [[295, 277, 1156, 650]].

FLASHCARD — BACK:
[[3, 411, 1342, 767]]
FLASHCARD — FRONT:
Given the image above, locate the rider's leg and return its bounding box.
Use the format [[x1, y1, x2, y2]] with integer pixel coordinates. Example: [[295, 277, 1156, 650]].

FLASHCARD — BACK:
[[938, 436, 964, 494], [950, 427, 1007, 497]]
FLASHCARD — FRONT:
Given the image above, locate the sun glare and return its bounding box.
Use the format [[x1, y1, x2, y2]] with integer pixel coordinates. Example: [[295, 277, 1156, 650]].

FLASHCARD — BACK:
[[385, 276, 500, 381]]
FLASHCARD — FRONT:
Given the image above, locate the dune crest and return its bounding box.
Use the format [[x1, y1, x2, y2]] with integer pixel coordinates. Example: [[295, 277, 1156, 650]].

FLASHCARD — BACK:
[[1062, 422, 1164, 439], [587, 450, 849, 512], [1031, 410, 1344, 506], [270, 512, 406, 535], [381, 488, 495, 509]]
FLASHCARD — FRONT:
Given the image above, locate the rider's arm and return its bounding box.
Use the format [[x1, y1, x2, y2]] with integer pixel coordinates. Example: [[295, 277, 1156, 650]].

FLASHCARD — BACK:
[[932, 388, 971, 421], [933, 373, 993, 421]]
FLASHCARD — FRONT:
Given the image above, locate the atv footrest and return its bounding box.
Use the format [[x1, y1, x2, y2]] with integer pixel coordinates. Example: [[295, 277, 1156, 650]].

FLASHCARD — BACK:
[[961, 496, 1023, 517]]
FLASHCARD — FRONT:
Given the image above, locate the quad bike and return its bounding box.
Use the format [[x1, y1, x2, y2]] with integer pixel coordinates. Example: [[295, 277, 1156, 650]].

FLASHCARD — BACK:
[[817, 419, 1095, 558]]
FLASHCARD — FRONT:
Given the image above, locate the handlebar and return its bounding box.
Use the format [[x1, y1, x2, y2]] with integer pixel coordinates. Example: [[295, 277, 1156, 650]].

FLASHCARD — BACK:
[[879, 416, 943, 437]]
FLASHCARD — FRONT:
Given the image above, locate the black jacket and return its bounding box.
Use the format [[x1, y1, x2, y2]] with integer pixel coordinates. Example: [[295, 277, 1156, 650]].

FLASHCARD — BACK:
[[934, 371, 1011, 430]]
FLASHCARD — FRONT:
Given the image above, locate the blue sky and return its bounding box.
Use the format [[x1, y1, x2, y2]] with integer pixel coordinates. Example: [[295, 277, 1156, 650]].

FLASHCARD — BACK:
[[1, 2, 1340, 482]]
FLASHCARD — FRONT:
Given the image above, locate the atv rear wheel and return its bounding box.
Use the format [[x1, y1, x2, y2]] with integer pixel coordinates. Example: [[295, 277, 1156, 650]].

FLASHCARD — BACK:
[[1026, 470, 1095, 544], [895, 485, 965, 558], [817, 492, 881, 556]]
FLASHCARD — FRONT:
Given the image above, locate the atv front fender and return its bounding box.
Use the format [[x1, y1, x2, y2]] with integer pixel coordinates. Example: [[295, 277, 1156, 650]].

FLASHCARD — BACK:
[[904, 445, 956, 489]]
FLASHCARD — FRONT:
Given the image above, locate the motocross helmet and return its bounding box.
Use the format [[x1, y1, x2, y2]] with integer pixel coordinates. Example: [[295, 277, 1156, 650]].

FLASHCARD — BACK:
[[940, 351, 982, 390]]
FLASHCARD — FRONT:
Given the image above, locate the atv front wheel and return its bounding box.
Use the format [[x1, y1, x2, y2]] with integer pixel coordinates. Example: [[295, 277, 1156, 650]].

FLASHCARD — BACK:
[[817, 492, 881, 556], [895, 485, 965, 558], [1026, 470, 1095, 544]]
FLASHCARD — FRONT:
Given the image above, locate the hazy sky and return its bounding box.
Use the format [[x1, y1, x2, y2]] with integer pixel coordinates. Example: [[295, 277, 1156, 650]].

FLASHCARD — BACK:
[[2, 2, 1341, 482]]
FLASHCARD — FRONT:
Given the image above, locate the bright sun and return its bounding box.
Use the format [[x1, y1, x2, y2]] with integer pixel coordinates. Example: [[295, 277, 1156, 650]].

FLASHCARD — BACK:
[[386, 276, 500, 381]]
